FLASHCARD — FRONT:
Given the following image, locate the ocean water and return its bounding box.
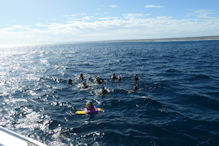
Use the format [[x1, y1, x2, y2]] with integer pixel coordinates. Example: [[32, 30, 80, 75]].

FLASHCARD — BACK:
[[0, 40, 219, 146]]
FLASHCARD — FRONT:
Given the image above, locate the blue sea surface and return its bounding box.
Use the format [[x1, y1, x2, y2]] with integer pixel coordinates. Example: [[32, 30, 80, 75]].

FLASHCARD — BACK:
[[0, 40, 219, 145]]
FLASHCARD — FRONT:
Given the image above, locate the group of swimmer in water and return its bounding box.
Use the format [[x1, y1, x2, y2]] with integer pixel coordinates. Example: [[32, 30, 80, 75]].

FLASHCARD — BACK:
[[69, 73, 139, 114], [68, 73, 139, 93]]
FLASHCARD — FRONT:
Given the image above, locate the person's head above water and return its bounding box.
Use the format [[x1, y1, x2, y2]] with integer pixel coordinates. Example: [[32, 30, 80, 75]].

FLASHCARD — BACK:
[[80, 73, 84, 80], [82, 82, 88, 88], [111, 73, 117, 79], [117, 75, 122, 81], [95, 76, 102, 84], [86, 101, 92, 107], [133, 84, 138, 90], [101, 86, 108, 95], [134, 74, 139, 81], [68, 79, 73, 85], [86, 101, 95, 110]]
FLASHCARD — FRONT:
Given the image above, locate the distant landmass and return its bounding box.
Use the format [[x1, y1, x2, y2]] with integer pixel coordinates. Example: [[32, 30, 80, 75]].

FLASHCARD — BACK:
[[104, 36, 219, 43]]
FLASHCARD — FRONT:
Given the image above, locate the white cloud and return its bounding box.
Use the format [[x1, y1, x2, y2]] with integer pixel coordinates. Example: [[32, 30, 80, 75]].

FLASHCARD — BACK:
[[123, 13, 144, 19], [186, 9, 213, 18], [0, 12, 219, 46], [145, 5, 163, 8], [108, 4, 118, 8]]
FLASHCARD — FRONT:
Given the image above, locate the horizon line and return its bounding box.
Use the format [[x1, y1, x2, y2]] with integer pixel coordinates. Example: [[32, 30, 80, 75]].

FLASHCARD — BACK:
[[1, 35, 219, 48]]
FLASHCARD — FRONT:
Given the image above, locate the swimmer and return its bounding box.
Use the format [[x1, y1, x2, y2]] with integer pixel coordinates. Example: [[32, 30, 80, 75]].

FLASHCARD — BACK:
[[128, 84, 138, 94], [75, 101, 103, 115], [111, 73, 117, 80], [80, 73, 84, 80], [68, 79, 73, 85], [117, 75, 122, 81], [95, 76, 102, 84], [85, 101, 98, 114], [133, 74, 139, 81], [82, 82, 88, 88], [101, 86, 108, 95], [133, 84, 138, 91]]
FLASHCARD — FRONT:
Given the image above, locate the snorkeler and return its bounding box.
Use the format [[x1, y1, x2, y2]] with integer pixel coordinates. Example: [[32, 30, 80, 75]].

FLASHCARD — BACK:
[[80, 73, 84, 80], [101, 86, 108, 95], [117, 75, 122, 81], [111, 73, 117, 80], [95, 76, 102, 84], [82, 82, 88, 88], [133, 84, 138, 91], [133, 74, 139, 81], [85, 101, 98, 114], [68, 78, 73, 85]]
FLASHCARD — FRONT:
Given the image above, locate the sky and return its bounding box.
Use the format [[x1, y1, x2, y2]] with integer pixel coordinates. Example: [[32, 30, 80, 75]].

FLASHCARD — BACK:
[[0, 0, 219, 46]]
